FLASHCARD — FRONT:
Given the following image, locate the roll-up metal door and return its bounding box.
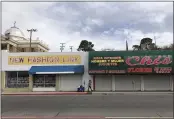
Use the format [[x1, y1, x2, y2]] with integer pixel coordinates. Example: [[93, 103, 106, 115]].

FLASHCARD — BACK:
[[95, 75, 112, 91], [60, 75, 82, 91], [144, 75, 170, 91], [115, 75, 141, 91]]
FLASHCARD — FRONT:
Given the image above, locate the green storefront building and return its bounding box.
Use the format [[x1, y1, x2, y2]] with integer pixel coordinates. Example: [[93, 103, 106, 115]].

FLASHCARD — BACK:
[[88, 50, 173, 91]]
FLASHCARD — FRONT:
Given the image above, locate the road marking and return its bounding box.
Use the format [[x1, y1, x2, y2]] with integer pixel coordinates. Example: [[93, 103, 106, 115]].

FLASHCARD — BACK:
[[2, 94, 88, 96], [2, 116, 104, 119], [105, 117, 173, 119]]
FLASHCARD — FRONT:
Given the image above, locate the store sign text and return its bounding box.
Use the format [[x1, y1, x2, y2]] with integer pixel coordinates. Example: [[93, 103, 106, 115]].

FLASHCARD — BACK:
[[90, 56, 124, 66], [128, 68, 152, 73], [126, 55, 172, 66], [89, 70, 126, 74], [8, 55, 81, 65], [154, 67, 172, 73]]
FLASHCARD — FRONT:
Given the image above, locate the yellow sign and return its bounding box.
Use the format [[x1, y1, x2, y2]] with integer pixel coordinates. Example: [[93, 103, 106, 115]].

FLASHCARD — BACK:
[[8, 55, 81, 65]]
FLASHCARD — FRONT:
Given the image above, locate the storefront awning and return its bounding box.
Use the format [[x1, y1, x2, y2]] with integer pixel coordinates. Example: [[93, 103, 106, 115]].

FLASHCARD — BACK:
[[29, 65, 84, 75]]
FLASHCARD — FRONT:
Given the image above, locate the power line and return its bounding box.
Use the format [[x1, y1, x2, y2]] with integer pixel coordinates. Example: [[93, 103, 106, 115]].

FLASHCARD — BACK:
[[69, 46, 73, 52], [27, 29, 37, 52], [60, 43, 65, 52]]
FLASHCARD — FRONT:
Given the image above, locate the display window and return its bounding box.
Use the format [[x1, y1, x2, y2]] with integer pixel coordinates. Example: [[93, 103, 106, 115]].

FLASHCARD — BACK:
[[6, 71, 29, 88], [33, 74, 56, 88]]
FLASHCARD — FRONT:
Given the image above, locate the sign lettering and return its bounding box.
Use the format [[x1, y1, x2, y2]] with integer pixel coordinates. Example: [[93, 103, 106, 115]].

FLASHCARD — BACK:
[[154, 67, 172, 73], [126, 55, 172, 66], [89, 70, 126, 74], [91, 56, 124, 67], [128, 68, 152, 73], [8, 55, 81, 65], [9, 57, 24, 63]]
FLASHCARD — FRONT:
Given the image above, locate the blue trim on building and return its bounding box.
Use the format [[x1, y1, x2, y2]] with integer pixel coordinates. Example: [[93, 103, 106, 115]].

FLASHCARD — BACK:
[[29, 65, 84, 75]]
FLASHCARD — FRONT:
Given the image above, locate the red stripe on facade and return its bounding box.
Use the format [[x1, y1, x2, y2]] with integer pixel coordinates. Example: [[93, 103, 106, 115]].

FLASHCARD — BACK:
[[93, 75, 96, 91]]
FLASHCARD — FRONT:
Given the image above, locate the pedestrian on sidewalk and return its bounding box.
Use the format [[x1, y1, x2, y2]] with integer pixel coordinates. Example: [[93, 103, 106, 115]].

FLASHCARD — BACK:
[[88, 80, 92, 92]]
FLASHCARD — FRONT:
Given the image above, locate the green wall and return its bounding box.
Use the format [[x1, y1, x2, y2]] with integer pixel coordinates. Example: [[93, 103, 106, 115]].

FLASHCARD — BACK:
[[89, 50, 173, 75]]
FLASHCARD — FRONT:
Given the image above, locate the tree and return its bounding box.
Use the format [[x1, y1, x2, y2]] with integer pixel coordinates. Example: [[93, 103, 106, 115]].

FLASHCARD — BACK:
[[132, 37, 157, 51], [132, 37, 173, 51], [132, 45, 140, 51], [77, 40, 95, 52], [160, 44, 173, 50]]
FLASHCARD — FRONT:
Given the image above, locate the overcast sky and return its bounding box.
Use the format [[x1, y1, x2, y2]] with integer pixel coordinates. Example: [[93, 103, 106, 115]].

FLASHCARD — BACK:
[[2, 2, 173, 52]]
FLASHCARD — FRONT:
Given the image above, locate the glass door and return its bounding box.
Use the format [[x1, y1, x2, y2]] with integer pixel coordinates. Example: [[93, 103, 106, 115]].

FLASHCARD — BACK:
[[33, 75, 45, 88], [44, 75, 56, 87], [33, 74, 56, 88]]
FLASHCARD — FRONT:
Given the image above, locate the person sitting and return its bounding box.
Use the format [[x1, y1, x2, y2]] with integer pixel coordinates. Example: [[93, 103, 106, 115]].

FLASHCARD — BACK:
[[77, 85, 84, 92]]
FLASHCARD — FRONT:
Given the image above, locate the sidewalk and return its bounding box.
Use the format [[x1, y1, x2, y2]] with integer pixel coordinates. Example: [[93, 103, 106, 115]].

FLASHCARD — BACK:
[[92, 91, 173, 95], [2, 91, 89, 95]]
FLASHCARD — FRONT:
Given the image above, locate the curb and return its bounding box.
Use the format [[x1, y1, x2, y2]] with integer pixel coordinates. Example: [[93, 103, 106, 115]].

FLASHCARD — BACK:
[[2, 92, 90, 96], [1, 116, 173, 119]]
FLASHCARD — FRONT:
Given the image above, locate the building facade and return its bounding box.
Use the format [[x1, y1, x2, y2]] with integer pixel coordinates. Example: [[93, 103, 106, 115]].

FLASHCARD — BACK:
[[1, 23, 50, 92], [1, 51, 89, 92], [1, 50, 173, 92], [1, 23, 49, 52], [1, 23, 173, 92], [88, 51, 173, 91]]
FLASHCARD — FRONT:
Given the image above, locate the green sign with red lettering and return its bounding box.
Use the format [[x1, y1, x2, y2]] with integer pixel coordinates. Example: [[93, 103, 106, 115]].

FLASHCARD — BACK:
[[88, 50, 173, 74]]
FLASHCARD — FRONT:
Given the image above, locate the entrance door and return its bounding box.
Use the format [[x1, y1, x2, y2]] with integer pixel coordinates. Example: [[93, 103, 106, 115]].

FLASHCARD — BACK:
[[60, 75, 82, 91], [115, 75, 141, 91], [95, 75, 112, 91], [33, 74, 56, 91], [144, 75, 170, 91]]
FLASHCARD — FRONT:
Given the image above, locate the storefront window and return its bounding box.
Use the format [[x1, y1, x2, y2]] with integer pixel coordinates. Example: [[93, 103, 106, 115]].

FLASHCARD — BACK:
[[6, 71, 29, 88], [33, 74, 56, 88]]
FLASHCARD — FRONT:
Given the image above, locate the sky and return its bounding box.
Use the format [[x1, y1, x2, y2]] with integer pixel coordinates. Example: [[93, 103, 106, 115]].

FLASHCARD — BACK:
[[2, 2, 173, 52]]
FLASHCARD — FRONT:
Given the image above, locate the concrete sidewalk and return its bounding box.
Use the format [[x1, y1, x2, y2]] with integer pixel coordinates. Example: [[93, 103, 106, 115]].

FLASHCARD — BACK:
[[2, 91, 173, 96], [2, 91, 89, 95], [92, 91, 173, 95]]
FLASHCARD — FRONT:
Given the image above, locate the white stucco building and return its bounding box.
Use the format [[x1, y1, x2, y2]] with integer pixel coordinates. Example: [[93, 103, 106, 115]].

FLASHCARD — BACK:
[[1, 22, 49, 52], [1, 51, 90, 92]]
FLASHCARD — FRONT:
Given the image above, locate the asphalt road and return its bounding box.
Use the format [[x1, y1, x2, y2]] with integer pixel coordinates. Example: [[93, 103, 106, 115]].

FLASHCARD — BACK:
[[2, 94, 173, 119]]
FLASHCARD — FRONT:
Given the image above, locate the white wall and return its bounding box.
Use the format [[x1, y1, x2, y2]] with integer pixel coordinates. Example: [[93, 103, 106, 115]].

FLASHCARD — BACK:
[[82, 52, 91, 90]]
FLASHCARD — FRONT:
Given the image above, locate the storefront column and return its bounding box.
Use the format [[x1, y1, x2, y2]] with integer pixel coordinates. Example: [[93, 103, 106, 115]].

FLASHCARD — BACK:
[[7, 44, 10, 51], [59, 76, 62, 91], [1, 71, 6, 91], [29, 74, 33, 92], [92, 75, 95, 91], [56, 75, 59, 91], [170, 75, 173, 91], [112, 75, 115, 91], [141, 76, 144, 91]]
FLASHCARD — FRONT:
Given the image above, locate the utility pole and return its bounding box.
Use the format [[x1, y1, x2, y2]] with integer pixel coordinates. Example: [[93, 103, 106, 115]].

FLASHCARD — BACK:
[[69, 46, 73, 52], [27, 29, 37, 52], [154, 36, 157, 46], [60, 43, 65, 52], [154, 35, 160, 49]]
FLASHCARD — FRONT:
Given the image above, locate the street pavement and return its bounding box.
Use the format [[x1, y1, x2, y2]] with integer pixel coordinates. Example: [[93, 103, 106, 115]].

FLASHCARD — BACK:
[[1, 94, 173, 119]]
